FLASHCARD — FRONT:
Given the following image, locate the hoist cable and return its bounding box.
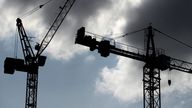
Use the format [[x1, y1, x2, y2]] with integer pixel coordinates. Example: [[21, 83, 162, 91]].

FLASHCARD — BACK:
[[86, 28, 146, 40], [154, 28, 192, 49], [113, 28, 146, 40], [20, 0, 53, 18], [14, 28, 18, 58], [85, 31, 105, 38]]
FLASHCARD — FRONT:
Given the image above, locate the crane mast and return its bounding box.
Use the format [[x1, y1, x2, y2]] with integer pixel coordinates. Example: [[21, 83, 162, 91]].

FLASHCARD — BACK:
[[4, 0, 76, 108], [143, 25, 160, 108], [75, 26, 192, 108], [16, 18, 39, 108]]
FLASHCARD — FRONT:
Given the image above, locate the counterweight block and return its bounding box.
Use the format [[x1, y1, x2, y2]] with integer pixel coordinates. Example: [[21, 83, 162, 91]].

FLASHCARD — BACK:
[[4, 57, 15, 74], [98, 40, 110, 57], [75, 27, 85, 44], [38, 56, 46, 66], [156, 54, 171, 71], [4, 57, 24, 74], [4, 57, 39, 74]]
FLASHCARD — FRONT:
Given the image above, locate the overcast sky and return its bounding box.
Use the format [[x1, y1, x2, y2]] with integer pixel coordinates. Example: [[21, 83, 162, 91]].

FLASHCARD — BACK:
[[1, 0, 192, 108]]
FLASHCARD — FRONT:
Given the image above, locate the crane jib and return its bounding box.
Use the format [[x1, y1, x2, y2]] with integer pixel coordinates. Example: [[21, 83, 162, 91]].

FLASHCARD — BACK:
[[35, 0, 76, 58], [75, 27, 192, 73]]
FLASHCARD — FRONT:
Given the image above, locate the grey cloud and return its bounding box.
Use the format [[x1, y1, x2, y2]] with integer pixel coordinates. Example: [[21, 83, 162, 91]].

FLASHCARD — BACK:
[[2, 0, 35, 14], [3, 0, 34, 6], [38, 0, 112, 28], [1, 0, 113, 59], [123, 0, 192, 59], [2, 0, 112, 33]]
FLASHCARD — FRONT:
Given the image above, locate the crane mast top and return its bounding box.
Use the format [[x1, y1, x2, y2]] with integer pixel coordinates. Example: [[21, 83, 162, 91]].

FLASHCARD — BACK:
[[16, 18, 35, 64]]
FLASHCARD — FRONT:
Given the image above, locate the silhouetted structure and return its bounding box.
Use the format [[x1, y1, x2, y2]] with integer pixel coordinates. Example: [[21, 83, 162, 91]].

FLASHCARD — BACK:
[[75, 26, 192, 108], [4, 0, 76, 108]]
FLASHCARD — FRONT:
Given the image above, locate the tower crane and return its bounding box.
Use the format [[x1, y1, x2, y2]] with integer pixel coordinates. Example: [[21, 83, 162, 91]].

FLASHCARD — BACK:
[[4, 0, 76, 108], [75, 26, 192, 108]]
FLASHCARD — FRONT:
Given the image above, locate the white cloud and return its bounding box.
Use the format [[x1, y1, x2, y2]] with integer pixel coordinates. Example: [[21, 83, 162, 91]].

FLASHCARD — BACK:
[[0, 4, 47, 51], [96, 56, 143, 103], [91, 0, 192, 102], [45, 35, 86, 60], [92, 0, 192, 104], [86, 0, 129, 36], [128, 0, 143, 7], [0, 2, 86, 60], [88, 0, 145, 103], [0, 0, 5, 7], [161, 70, 192, 94], [96, 56, 192, 103], [0, 0, 138, 61], [0, 8, 18, 40], [44, 0, 131, 60], [85, 55, 96, 62], [84, 0, 144, 103], [92, 0, 192, 100]]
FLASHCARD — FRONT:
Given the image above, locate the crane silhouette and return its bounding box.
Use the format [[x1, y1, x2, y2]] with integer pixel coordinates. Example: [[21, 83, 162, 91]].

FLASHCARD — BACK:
[[75, 26, 192, 108], [4, 0, 76, 108]]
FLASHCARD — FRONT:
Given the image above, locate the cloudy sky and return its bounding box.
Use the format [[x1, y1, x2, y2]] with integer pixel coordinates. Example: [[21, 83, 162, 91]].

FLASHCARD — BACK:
[[1, 0, 192, 108]]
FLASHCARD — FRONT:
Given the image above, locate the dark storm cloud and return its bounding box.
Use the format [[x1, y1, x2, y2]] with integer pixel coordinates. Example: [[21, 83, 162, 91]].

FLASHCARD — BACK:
[[3, 0, 34, 7], [2, 0, 35, 14], [1, 0, 113, 58], [124, 0, 192, 59], [39, 0, 112, 27], [2, 0, 112, 32]]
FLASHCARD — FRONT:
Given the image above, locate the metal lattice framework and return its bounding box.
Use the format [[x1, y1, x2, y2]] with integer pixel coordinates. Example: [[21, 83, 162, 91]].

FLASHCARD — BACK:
[[143, 66, 160, 108], [75, 26, 192, 108], [36, 0, 76, 57], [16, 18, 39, 108], [4, 0, 76, 108]]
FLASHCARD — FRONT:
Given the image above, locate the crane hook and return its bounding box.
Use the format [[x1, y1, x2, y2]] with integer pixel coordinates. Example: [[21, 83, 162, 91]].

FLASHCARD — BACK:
[[168, 79, 171, 86]]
